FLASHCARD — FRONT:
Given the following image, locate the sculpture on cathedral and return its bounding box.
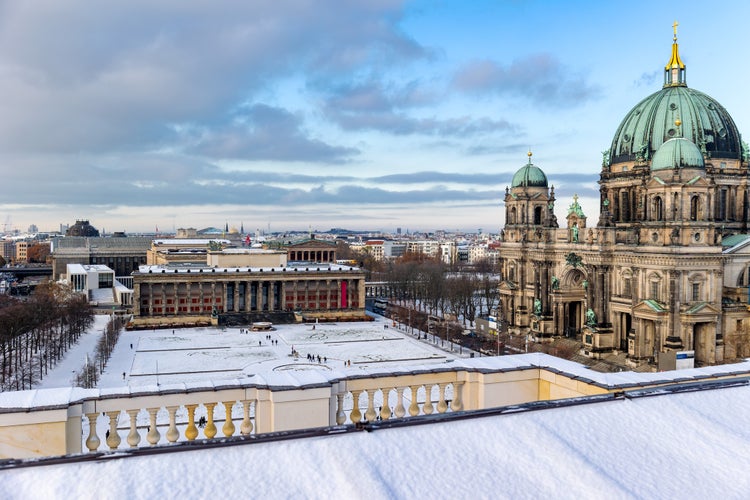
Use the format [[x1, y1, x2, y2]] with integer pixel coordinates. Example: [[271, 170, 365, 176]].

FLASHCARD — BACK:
[[565, 252, 582, 268], [586, 308, 596, 326], [551, 276, 560, 290], [534, 298, 542, 316], [572, 223, 579, 242]]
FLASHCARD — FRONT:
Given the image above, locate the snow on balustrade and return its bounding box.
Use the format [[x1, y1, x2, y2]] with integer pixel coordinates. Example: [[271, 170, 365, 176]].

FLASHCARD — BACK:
[[5, 352, 750, 459], [82, 398, 257, 451]]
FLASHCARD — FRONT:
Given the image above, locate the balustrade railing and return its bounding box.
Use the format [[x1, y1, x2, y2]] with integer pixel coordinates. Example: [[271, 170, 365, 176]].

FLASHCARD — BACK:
[[5, 354, 745, 460], [82, 397, 257, 452]]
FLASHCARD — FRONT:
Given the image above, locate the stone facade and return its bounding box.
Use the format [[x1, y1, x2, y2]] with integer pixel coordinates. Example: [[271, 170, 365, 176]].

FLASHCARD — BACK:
[[498, 35, 750, 368], [131, 263, 366, 326]]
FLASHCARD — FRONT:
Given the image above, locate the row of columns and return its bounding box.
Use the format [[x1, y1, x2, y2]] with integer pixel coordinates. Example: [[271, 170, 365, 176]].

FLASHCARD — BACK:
[[288, 250, 335, 262], [140, 278, 362, 316]]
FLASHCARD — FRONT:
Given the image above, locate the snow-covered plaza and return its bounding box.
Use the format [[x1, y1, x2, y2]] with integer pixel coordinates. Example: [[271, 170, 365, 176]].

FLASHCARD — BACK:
[[38, 314, 470, 390]]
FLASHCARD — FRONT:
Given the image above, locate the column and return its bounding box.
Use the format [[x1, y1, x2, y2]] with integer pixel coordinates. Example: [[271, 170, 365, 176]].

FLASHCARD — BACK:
[[148, 283, 153, 316], [257, 280, 264, 311], [234, 280, 240, 312], [268, 281, 275, 312], [326, 280, 332, 310], [280, 281, 287, 310]]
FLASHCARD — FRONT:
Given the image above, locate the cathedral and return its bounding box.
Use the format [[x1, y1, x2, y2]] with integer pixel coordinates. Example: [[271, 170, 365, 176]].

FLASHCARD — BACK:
[[498, 29, 750, 369]]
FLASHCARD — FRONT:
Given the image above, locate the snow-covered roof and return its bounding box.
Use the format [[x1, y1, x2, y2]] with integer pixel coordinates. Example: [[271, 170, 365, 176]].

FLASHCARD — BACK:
[[135, 263, 360, 275], [3, 380, 750, 497]]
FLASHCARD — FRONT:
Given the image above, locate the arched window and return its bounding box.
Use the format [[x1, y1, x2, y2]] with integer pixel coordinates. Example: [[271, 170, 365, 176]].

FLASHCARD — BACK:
[[654, 196, 664, 221], [690, 195, 701, 221], [534, 206, 542, 225], [510, 207, 517, 224]]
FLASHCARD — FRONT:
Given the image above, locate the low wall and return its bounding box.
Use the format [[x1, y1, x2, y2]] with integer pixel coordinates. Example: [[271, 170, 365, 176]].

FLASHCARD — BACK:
[[1, 354, 750, 460]]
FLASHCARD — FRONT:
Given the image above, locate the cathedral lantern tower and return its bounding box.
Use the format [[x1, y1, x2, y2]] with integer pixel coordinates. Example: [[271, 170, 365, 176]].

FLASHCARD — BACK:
[[502, 151, 557, 244]]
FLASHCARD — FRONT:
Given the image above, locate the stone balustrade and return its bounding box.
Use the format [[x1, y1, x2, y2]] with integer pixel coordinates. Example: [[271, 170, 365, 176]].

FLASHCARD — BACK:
[[2, 354, 750, 460]]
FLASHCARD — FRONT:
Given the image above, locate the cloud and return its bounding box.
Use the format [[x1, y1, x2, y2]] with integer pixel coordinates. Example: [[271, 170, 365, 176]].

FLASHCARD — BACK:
[[452, 54, 600, 106], [635, 70, 660, 87], [0, 1, 424, 154], [321, 79, 519, 136], [185, 104, 359, 163]]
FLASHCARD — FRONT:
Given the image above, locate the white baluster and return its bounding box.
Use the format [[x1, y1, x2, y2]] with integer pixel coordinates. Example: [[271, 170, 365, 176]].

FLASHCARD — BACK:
[[166, 406, 180, 443], [335, 394, 346, 425], [437, 383, 448, 413], [126, 409, 141, 448], [84, 412, 100, 452], [106, 411, 121, 450], [364, 389, 377, 422], [408, 386, 420, 416], [240, 400, 254, 435], [349, 390, 362, 423], [146, 407, 160, 446], [394, 387, 406, 418], [379, 388, 392, 420], [422, 384, 434, 415]]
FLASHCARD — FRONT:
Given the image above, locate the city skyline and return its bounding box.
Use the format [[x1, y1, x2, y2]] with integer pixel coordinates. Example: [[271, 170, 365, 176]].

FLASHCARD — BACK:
[[1, 1, 749, 234]]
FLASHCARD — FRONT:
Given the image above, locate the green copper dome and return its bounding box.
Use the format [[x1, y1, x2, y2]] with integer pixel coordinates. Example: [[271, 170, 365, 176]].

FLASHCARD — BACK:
[[609, 37, 741, 166], [511, 161, 548, 188], [651, 137, 705, 170], [610, 86, 741, 165]]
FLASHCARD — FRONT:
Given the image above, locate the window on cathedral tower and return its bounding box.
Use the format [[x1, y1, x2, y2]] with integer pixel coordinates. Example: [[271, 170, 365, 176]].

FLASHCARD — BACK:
[[654, 197, 664, 221], [690, 196, 700, 221], [623, 278, 632, 298], [692, 283, 700, 302], [650, 281, 659, 301]]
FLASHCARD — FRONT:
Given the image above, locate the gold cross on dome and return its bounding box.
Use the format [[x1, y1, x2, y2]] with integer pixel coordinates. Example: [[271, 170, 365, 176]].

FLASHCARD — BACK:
[[673, 21, 679, 40]]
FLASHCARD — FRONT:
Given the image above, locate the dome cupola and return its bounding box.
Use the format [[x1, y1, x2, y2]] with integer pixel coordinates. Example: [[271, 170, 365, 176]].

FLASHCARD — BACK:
[[651, 137, 705, 171], [511, 151, 548, 188], [609, 28, 742, 165]]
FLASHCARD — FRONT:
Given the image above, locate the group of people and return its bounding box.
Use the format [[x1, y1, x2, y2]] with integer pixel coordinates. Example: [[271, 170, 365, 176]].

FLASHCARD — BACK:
[[306, 353, 327, 364]]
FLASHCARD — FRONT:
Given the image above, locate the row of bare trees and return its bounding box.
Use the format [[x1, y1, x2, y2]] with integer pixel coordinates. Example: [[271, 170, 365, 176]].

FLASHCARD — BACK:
[[360, 250, 499, 327], [0, 282, 94, 391], [75, 314, 126, 388]]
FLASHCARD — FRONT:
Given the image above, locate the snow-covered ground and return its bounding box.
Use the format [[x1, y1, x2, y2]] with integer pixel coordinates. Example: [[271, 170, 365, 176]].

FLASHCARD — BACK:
[[36, 314, 471, 390], [5, 380, 750, 499]]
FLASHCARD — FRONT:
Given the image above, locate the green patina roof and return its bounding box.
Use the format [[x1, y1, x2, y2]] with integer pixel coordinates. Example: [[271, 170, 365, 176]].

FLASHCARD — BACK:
[[643, 299, 666, 312], [651, 137, 705, 171], [567, 195, 585, 217], [511, 161, 548, 189], [721, 234, 750, 248], [686, 302, 708, 314], [609, 85, 741, 165]]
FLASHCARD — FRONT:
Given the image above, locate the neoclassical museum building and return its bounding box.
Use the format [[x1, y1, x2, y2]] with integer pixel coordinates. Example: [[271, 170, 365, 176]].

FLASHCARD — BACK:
[[130, 245, 366, 328], [499, 31, 750, 368]]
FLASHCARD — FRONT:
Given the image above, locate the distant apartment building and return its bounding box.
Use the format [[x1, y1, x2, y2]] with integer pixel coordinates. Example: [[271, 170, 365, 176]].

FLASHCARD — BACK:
[[0, 240, 15, 263], [15, 241, 28, 263], [406, 240, 440, 258]]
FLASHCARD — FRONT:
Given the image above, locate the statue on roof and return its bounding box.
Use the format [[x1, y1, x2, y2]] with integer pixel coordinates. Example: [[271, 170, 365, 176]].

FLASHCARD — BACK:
[[567, 194, 585, 218]]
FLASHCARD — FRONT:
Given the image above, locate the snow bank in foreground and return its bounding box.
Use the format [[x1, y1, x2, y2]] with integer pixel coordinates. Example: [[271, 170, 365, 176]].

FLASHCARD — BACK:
[[3, 384, 749, 500]]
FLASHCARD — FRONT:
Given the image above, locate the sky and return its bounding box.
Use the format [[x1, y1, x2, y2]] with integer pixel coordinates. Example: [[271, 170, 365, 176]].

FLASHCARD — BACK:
[[1, 0, 749, 235]]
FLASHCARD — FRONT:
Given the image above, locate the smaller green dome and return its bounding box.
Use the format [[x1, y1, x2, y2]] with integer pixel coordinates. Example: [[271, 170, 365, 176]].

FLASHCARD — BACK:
[[651, 138, 705, 171], [511, 161, 548, 188]]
